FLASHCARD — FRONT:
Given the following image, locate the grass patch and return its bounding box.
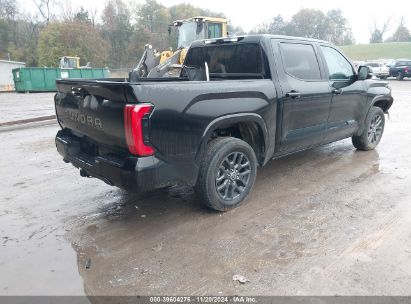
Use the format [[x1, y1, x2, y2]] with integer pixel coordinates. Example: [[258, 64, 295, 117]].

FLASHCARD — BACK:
[[340, 42, 411, 61]]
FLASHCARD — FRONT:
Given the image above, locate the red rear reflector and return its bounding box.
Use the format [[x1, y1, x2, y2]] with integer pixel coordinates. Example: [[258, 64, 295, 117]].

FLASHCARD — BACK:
[[124, 104, 154, 156]]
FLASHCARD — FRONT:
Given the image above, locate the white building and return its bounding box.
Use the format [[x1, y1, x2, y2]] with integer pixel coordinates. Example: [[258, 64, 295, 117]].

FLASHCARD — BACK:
[[0, 59, 26, 91]]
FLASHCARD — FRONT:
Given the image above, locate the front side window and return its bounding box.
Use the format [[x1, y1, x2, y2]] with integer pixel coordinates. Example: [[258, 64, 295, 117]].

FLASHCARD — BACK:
[[279, 43, 321, 81], [321, 46, 354, 80]]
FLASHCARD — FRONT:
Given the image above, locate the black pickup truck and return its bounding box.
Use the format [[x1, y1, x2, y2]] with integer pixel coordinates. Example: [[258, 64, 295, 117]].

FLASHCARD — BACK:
[[388, 59, 411, 80], [54, 35, 393, 211]]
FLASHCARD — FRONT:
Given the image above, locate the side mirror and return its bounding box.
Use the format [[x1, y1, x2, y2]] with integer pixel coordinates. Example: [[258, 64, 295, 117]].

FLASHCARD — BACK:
[[358, 65, 373, 80]]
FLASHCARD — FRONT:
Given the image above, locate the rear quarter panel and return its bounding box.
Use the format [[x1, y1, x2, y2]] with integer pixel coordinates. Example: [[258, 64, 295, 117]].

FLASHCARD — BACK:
[[132, 79, 277, 183]]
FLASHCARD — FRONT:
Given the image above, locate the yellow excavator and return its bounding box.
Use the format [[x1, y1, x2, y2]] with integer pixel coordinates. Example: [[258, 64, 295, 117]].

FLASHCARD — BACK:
[[132, 16, 228, 79], [59, 56, 80, 68], [59, 56, 92, 69]]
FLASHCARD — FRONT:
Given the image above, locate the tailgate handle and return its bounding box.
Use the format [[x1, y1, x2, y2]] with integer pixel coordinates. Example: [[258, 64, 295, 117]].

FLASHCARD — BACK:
[[71, 87, 83, 97]]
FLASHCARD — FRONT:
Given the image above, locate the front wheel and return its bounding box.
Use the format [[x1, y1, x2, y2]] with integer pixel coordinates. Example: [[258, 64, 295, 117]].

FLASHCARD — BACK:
[[397, 72, 404, 80], [352, 106, 385, 151], [195, 137, 257, 211]]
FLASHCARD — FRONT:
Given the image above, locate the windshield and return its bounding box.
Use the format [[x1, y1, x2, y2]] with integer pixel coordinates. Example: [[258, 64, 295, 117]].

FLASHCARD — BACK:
[[60, 57, 77, 68], [177, 21, 206, 48]]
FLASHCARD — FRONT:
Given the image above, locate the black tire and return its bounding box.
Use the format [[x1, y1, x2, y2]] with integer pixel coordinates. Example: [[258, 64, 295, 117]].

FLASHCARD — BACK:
[[195, 137, 257, 211], [397, 72, 404, 81], [352, 106, 385, 151]]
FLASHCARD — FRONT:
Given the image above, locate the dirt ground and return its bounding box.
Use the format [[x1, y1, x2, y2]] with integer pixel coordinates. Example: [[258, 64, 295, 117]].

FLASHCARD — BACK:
[[0, 92, 55, 124], [0, 80, 410, 297]]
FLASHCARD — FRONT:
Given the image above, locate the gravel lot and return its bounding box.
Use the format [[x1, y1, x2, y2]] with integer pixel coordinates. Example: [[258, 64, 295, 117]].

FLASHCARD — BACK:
[[0, 80, 410, 297], [0, 92, 55, 124]]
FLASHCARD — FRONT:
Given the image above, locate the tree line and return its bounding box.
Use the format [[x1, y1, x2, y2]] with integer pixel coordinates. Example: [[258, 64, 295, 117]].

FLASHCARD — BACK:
[[1, 0, 410, 69], [251, 9, 355, 45], [252, 9, 411, 45], [369, 16, 411, 43], [0, 0, 226, 68]]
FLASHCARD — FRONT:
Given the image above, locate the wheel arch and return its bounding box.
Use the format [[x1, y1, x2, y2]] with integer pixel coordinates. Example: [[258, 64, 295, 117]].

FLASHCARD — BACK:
[[371, 95, 393, 113], [196, 113, 269, 166]]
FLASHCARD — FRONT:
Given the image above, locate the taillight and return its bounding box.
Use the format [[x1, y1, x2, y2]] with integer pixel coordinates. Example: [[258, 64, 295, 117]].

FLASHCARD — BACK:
[[124, 104, 154, 156]]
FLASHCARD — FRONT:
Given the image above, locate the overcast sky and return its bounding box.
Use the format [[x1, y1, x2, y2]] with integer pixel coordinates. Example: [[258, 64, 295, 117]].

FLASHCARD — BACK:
[[20, 0, 411, 44]]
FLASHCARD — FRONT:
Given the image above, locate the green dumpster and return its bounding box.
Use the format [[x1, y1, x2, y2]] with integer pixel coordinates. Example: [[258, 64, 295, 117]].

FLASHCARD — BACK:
[[12, 67, 109, 92]]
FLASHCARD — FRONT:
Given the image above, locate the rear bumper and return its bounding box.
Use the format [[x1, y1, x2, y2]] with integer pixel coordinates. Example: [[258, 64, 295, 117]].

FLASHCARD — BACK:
[[373, 72, 389, 77], [389, 71, 411, 77], [55, 130, 178, 192]]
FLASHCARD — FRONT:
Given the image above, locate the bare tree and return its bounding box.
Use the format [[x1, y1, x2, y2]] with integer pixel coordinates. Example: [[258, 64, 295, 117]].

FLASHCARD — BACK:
[[0, 0, 18, 20], [89, 6, 98, 27], [370, 16, 391, 43], [59, 0, 74, 22], [386, 16, 411, 42], [32, 0, 52, 24]]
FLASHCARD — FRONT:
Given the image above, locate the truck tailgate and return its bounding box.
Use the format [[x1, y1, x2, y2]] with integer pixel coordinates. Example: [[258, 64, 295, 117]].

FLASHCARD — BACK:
[[55, 79, 137, 149]]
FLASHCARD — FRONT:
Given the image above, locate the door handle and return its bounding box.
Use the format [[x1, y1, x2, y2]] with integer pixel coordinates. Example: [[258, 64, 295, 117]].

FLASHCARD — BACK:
[[286, 90, 301, 99], [332, 88, 343, 95]]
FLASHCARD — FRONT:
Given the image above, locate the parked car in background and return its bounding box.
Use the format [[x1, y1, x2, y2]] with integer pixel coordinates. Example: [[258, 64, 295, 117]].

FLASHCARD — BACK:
[[365, 62, 389, 79], [389, 59, 411, 80]]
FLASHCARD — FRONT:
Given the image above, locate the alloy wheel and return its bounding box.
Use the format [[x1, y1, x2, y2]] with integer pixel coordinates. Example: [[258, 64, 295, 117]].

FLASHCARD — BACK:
[[367, 114, 383, 144], [215, 152, 251, 201]]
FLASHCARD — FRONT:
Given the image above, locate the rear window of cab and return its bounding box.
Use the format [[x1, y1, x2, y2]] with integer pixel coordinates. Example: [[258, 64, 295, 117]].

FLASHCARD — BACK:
[[184, 43, 269, 77]]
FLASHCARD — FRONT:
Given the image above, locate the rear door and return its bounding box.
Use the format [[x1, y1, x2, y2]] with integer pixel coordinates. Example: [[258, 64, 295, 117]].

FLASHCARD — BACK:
[[271, 39, 332, 153]]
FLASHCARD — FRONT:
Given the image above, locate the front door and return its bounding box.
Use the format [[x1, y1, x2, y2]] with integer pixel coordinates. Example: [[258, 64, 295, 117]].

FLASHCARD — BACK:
[[271, 40, 332, 153], [319, 45, 367, 142]]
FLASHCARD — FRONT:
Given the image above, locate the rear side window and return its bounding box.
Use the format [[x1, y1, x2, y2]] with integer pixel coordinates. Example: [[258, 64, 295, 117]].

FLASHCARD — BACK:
[[208, 23, 222, 39], [397, 61, 411, 66], [185, 43, 265, 75], [280, 43, 321, 81]]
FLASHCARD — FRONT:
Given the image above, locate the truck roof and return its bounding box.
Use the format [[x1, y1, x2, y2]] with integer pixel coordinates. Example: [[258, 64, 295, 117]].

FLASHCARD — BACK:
[[190, 34, 333, 48]]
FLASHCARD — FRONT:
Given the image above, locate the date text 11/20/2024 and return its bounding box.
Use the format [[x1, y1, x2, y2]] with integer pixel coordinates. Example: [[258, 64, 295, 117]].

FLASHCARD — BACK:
[[149, 296, 257, 303]]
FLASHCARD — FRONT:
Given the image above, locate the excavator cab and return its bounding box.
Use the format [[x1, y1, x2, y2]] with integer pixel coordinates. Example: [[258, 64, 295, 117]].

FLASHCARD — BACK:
[[59, 56, 80, 69], [175, 16, 227, 48], [131, 16, 228, 79]]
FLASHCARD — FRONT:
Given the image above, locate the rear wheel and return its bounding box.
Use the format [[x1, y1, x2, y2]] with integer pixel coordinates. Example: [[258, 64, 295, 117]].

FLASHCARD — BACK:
[[352, 106, 385, 151], [195, 137, 257, 211]]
